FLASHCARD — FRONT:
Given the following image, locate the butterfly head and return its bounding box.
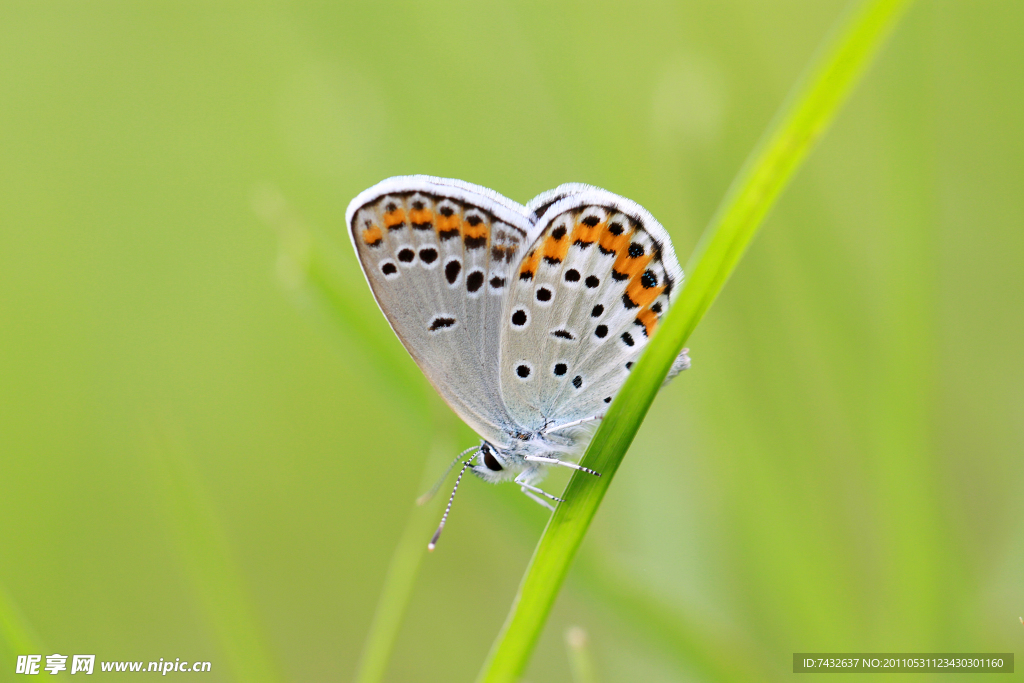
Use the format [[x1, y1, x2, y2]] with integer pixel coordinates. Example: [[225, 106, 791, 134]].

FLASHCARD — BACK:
[[468, 441, 522, 483]]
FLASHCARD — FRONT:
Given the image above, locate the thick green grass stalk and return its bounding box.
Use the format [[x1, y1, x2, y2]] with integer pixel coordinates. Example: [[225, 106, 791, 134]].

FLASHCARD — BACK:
[[476, 1, 915, 681]]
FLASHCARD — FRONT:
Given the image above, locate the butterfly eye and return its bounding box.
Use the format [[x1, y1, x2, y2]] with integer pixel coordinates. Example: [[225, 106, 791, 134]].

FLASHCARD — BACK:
[[483, 451, 503, 472]]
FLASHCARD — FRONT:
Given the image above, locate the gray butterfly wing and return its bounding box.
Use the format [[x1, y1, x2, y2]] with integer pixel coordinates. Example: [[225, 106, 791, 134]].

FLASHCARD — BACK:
[[347, 176, 543, 445], [498, 186, 684, 432]]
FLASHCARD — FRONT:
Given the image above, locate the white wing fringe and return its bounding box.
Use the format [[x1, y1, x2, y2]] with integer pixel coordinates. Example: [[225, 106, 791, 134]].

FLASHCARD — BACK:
[[662, 348, 691, 387]]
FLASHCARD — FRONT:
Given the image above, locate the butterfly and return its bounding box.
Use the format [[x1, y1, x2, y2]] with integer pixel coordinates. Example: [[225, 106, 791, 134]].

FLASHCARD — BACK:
[[347, 176, 690, 548]]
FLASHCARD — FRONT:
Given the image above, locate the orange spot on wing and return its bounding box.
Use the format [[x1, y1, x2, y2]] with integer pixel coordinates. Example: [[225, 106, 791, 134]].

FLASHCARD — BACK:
[[362, 225, 383, 246], [436, 211, 461, 237], [626, 279, 664, 309], [409, 207, 433, 226], [542, 231, 570, 263], [383, 208, 406, 229], [463, 219, 489, 241], [518, 249, 540, 278], [598, 227, 631, 256], [613, 251, 653, 280], [571, 218, 604, 245], [635, 307, 659, 337]]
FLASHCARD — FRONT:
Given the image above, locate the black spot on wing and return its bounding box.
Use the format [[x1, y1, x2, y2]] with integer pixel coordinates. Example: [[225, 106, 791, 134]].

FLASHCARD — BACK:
[[428, 317, 455, 331], [466, 271, 484, 292], [445, 260, 461, 284]]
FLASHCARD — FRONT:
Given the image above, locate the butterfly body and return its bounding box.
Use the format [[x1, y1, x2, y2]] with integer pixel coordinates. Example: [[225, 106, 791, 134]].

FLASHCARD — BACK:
[[347, 176, 688, 514]]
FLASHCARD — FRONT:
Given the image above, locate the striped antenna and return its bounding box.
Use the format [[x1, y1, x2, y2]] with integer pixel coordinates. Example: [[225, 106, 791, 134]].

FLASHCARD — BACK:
[[417, 445, 479, 506], [427, 460, 473, 552]]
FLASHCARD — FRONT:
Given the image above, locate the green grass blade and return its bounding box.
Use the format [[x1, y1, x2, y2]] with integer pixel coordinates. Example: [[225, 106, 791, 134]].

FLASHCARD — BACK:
[[252, 184, 429, 410], [254, 186, 454, 683], [0, 582, 43, 660], [351, 440, 453, 683], [564, 627, 600, 683], [573, 552, 771, 683], [148, 427, 283, 683], [477, 1, 915, 681]]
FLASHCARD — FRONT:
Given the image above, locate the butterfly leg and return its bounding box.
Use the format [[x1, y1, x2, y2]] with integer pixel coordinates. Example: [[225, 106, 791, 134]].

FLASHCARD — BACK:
[[520, 488, 556, 511], [514, 470, 564, 509], [541, 415, 603, 434], [524, 454, 601, 477]]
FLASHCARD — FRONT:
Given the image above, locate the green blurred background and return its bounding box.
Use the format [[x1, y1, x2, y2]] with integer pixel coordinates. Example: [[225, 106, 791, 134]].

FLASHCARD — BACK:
[[2, 1, 1022, 681]]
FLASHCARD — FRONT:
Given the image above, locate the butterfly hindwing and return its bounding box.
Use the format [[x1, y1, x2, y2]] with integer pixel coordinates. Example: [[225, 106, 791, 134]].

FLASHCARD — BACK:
[[348, 176, 542, 444], [498, 187, 683, 432]]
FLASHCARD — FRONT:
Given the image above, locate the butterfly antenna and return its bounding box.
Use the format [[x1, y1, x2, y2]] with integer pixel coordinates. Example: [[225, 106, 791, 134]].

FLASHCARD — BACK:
[[417, 446, 479, 505], [427, 460, 473, 552]]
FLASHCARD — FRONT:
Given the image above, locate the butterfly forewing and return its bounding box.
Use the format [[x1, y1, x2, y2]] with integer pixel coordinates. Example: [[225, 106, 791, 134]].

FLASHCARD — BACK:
[[498, 189, 683, 432], [348, 176, 539, 445]]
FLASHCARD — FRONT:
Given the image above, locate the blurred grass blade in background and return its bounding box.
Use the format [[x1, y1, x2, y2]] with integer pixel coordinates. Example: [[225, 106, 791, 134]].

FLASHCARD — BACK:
[[564, 627, 599, 683], [147, 427, 283, 683], [477, 0, 916, 681], [351, 439, 453, 683], [573, 551, 768, 683], [253, 183, 430, 422], [256, 184, 453, 683], [0, 583, 43, 662]]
